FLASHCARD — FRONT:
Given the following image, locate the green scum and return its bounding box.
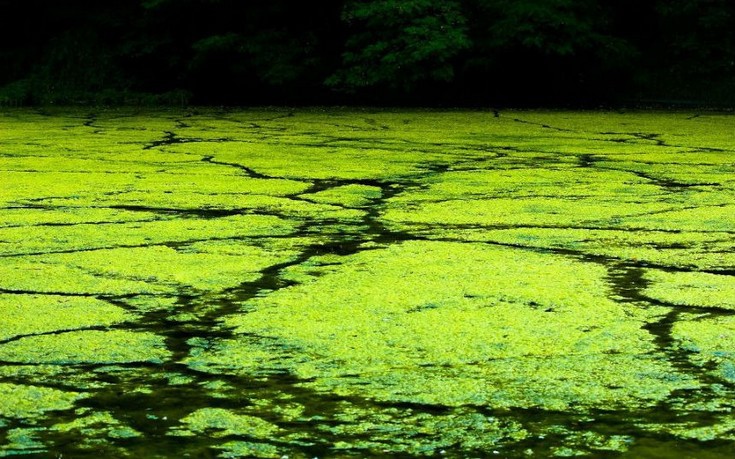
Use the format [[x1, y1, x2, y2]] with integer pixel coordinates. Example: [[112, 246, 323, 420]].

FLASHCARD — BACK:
[[1, 109, 735, 457]]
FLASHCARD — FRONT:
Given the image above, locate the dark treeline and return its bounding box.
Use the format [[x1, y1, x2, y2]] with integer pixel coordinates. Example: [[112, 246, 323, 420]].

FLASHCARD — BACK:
[[1, 0, 734, 106]]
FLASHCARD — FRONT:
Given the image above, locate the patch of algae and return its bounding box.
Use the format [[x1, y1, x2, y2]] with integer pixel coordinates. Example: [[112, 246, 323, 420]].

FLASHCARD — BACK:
[[0, 383, 84, 418], [504, 110, 735, 153], [113, 168, 309, 196], [187, 241, 693, 411], [0, 207, 163, 228], [0, 330, 170, 364], [546, 430, 632, 457], [594, 160, 735, 188], [53, 410, 141, 440], [0, 159, 290, 207], [379, 159, 733, 230], [0, 258, 167, 295], [0, 365, 111, 391], [644, 270, 735, 309], [165, 141, 446, 181], [380, 165, 687, 227], [383, 196, 676, 228], [619, 204, 735, 233], [0, 427, 46, 456], [41, 192, 365, 221], [0, 110, 174, 151], [324, 405, 529, 455], [300, 184, 382, 207], [0, 214, 296, 256], [170, 408, 280, 439], [0, 295, 131, 341], [422, 227, 735, 271], [40, 243, 302, 292], [216, 441, 281, 459], [638, 415, 735, 442], [672, 314, 735, 383], [390, 168, 665, 202]]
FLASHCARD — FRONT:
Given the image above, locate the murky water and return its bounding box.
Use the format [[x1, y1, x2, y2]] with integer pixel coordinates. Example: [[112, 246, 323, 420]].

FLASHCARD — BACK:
[[2, 108, 735, 457]]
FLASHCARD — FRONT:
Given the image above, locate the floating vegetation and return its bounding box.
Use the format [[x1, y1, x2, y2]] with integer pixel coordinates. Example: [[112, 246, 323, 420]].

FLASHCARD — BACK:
[[190, 241, 692, 412], [1, 109, 735, 457], [0, 295, 130, 341], [0, 383, 84, 418], [644, 270, 735, 310], [0, 330, 170, 364]]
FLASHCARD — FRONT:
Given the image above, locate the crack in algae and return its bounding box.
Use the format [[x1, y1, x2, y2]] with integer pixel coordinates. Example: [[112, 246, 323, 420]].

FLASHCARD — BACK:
[[201, 154, 275, 180], [0, 326, 110, 347], [605, 264, 735, 384], [0, 235, 266, 258], [512, 117, 575, 132], [143, 131, 232, 150], [0, 288, 101, 297]]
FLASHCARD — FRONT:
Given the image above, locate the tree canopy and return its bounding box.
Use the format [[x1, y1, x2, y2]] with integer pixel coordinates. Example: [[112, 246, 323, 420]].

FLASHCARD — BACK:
[[1, 0, 733, 106]]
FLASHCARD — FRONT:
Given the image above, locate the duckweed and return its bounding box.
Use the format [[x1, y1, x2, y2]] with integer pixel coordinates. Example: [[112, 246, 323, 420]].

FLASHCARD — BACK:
[[53, 411, 142, 439], [644, 270, 735, 309], [216, 441, 281, 459], [0, 295, 131, 341], [0, 428, 46, 456], [638, 417, 735, 442], [0, 214, 296, 256], [672, 315, 735, 381], [300, 184, 383, 207], [426, 227, 735, 271], [190, 241, 692, 410], [0, 383, 84, 418], [0, 258, 168, 295], [172, 408, 280, 438], [0, 330, 170, 364], [44, 244, 301, 292], [2, 109, 735, 457], [327, 408, 529, 455]]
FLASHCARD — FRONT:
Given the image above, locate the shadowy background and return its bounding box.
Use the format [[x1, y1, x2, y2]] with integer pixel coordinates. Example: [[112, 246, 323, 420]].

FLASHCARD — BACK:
[[1, 0, 733, 107]]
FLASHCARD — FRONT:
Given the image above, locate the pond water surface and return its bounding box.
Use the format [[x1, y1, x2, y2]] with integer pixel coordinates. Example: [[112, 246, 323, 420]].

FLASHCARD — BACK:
[[1, 109, 735, 457]]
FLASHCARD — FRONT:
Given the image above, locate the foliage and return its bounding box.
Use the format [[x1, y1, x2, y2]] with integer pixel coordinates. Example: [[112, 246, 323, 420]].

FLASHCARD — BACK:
[[1, 1, 735, 104], [650, 0, 735, 101], [327, 0, 470, 90]]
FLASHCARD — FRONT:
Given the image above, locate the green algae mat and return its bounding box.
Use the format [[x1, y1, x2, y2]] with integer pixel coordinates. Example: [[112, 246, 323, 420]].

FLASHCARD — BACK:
[[1, 108, 735, 458]]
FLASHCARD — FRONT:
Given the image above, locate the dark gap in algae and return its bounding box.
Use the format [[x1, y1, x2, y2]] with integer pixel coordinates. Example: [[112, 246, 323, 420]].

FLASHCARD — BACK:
[[82, 112, 98, 128], [0, 288, 100, 297], [512, 117, 575, 132], [0, 235, 271, 258], [0, 325, 109, 346], [173, 118, 190, 129], [578, 153, 599, 168], [0, 217, 168, 230], [200, 154, 278, 181], [142, 131, 232, 150], [108, 204, 245, 219], [630, 132, 668, 147]]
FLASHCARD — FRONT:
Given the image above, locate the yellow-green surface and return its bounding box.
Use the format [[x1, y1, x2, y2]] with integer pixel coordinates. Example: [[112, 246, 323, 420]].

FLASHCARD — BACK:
[[1, 108, 735, 458]]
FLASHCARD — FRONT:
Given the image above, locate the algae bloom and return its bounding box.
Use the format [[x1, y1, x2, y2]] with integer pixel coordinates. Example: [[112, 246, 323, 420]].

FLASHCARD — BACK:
[[1, 109, 735, 457]]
